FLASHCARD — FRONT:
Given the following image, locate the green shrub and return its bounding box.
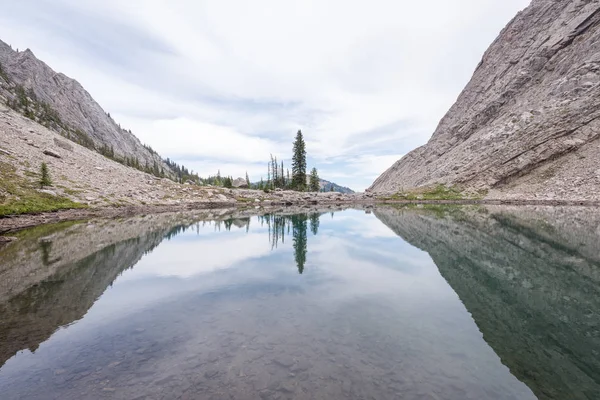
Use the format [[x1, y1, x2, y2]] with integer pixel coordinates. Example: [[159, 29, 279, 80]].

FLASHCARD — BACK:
[[39, 162, 52, 188]]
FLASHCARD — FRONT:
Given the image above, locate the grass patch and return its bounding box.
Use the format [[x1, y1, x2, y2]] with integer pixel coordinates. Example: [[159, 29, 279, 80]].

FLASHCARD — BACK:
[[235, 197, 254, 203], [0, 193, 86, 216], [0, 161, 87, 216], [381, 184, 485, 201], [12, 220, 82, 239], [388, 203, 484, 220], [57, 186, 84, 196], [109, 198, 133, 208]]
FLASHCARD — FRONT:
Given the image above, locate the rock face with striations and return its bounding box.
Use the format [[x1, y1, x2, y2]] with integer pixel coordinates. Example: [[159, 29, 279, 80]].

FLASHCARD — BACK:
[[369, 0, 600, 201], [0, 39, 165, 170]]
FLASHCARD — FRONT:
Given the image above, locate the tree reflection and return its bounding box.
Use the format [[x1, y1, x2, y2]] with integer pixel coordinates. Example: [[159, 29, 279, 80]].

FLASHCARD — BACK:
[[291, 214, 308, 274], [309, 213, 320, 236], [39, 239, 61, 266], [260, 212, 323, 274], [39, 239, 52, 266]]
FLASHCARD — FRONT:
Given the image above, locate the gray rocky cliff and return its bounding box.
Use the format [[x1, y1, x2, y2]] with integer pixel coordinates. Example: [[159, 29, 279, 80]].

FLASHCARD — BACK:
[[0, 39, 166, 170], [374, 205, 600, 400], [369, 0, 600, 201]]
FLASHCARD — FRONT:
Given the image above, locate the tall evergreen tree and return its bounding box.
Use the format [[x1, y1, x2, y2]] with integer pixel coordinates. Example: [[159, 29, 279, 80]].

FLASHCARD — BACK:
[[246, 171, 250, 187], [309, 167, 320, 192], [291, 130, 307, 191], [270, 154, 277, 187], [39, 162, 52, 188]]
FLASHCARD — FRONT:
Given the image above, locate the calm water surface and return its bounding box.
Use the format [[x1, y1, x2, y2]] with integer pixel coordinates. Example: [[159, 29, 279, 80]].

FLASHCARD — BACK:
[[0, 206, 598, 400]]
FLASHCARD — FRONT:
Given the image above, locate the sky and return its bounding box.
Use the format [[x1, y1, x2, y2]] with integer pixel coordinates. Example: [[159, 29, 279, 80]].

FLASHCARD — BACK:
[[0, 0, 529, 191]]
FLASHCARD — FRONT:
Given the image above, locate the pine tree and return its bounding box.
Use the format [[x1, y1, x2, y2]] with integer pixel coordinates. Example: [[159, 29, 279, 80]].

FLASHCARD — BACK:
[[291, 130, 307, 191], [309, 167, 320, 192], [39, 162, 52, 188], [273, 155, 278, 187], [246, 171, 250, 188]]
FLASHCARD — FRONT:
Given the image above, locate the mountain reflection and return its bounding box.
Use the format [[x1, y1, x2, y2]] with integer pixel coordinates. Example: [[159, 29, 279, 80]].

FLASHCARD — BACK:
[[1, 205, 598, 400], [0, 209, 326, 370], [374, 205, 600, 400], [0, 211, 264, 370], [0, 217, 186, 369]]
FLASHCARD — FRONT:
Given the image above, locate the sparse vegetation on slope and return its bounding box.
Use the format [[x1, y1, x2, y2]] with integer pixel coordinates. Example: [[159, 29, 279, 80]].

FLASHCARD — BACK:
[[0, 41, 212, 186], [380, 184, 485, 201], [0, 161, 85, 216]]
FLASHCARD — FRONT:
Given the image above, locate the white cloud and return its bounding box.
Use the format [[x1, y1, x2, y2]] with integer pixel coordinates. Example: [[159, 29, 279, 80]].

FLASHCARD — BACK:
[[123, 117, 283, 163], [121, 229, 273, 280], [0, 0, 530, 190], [347, 154, 406, 177]]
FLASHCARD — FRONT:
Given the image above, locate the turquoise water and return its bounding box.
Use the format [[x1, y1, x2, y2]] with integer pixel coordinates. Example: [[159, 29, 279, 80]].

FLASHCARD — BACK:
[[0, 206, 598, 399]]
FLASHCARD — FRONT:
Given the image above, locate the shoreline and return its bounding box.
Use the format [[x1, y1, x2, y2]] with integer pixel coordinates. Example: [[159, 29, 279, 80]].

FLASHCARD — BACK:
[[2, 197, 600, 235], [379, 198, 600, 206]]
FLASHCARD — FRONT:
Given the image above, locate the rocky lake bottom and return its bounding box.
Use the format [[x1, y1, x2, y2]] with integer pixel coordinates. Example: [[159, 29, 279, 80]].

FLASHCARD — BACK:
[[0, 205, 598, 400]]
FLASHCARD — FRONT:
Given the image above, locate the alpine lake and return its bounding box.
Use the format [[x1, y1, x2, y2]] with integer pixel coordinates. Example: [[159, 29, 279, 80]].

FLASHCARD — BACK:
[[0, 205, 598, 400]]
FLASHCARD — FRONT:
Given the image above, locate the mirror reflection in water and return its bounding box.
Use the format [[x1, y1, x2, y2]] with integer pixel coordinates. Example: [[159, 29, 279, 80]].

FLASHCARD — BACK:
[[0, 205, 598, 400]]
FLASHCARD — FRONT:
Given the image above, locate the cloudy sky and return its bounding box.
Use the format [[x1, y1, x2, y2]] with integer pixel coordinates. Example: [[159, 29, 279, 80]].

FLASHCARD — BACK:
[[0, 0, 529, 190]]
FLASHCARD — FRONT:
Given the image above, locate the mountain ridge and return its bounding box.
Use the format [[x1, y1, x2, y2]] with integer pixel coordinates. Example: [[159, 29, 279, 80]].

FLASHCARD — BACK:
[[0, 39, 169, 174], [250, 177, 355, 193], [317, 178, 355, 194], [369, 0, 600, 202]]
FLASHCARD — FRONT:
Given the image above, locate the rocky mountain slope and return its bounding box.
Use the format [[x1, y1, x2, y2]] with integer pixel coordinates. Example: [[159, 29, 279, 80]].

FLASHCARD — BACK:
[[369, 0, 600, 202], [0, 101, 371, 218], [0, 39, 167, 172]]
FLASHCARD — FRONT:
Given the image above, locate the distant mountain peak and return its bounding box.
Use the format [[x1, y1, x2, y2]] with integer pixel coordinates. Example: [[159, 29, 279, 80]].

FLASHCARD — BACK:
[[317, 178, 355, 194]]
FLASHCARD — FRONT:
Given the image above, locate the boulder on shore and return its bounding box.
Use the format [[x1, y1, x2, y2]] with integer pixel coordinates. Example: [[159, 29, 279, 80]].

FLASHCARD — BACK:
[[232, 178, 249, 189]]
